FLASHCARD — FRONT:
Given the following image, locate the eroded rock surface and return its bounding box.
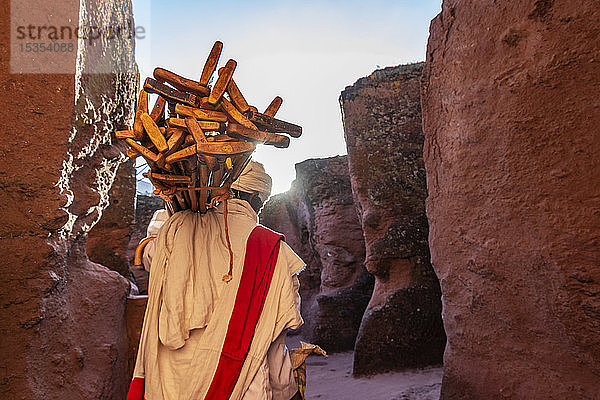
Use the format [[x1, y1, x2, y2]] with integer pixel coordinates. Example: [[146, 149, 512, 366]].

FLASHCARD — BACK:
[[340, 64, 445, 375], [422, 1, 600, 398], [87, 160, 136, 278], [261, 156, 373, 352], [0, 0, 138, 398]]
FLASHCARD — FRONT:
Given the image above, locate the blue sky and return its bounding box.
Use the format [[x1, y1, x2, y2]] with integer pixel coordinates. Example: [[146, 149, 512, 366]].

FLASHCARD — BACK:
[[133, 0, 442, 193]]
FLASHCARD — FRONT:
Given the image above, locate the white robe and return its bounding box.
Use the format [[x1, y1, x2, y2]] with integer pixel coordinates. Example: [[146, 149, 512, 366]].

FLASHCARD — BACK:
[[134, 200, 304, 400]]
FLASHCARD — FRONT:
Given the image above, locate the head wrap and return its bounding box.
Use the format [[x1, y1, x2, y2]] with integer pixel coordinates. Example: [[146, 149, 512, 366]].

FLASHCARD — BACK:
[[231, 160, 272, 204]]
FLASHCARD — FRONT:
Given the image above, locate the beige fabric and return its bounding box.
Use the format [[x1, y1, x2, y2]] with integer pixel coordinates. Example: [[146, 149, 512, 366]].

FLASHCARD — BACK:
[[133, 199, 304, 400], [231, 160, 272, 203], [147, 209, 169, 237], [141, 209, 169, 273]]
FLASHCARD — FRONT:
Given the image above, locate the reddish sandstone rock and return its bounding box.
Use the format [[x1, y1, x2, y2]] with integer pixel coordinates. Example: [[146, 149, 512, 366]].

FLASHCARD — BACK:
[[261, 157, 373, 352], [422, 1, 600, 398], [87, 149, 136, 278], [340, 64, 445, 375], [0, 0, 138, 398]]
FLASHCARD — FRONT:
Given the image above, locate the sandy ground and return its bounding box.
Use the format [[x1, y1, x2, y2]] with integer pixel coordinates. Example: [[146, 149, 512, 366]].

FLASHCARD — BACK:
[[287, 336, 442, 400]]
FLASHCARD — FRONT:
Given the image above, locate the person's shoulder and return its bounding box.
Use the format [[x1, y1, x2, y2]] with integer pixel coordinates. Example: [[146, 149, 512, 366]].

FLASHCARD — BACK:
[[278, 241, 305, 276]]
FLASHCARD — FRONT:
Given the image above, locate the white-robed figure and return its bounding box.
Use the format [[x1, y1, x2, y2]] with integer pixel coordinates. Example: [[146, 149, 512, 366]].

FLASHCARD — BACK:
[[128, 161, 304, 400]]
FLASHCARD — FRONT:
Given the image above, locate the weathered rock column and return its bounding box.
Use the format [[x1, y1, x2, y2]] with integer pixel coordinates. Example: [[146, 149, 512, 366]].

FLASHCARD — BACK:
[[340, 64, 445, 375], [0, 0, 138, 398], [87, 160, 136, 278], [422, 1, 600, 398], [261, 156, 373, 352]]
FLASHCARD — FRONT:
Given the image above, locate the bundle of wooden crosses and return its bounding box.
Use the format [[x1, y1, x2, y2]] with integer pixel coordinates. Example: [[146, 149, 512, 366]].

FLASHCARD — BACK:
[[115, 41, 302, 214]]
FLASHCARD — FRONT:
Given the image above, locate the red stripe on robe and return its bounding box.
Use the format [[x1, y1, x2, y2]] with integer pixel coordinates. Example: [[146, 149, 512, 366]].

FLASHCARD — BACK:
[[205, 225, 284, 399], [126, 377, 145, 400], [126, 226, 284, 400]]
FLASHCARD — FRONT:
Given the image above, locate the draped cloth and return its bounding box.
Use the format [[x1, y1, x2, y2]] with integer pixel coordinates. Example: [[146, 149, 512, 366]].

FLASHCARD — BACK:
[[128, 200, 304, 400], [204, 226, 283, 400], [231, 161, 272, 204]]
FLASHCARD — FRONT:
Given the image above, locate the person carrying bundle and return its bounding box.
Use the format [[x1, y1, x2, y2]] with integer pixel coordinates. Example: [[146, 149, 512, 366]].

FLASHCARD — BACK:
[[128, 161, 305, 400]]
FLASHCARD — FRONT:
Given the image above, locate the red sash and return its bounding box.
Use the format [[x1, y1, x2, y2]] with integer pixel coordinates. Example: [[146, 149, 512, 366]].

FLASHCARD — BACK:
[[126, 226, 284, 400]]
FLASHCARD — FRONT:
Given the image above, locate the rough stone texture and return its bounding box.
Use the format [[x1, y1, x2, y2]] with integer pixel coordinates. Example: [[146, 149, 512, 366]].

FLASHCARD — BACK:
[[421, 1, 600, 398], [0, 0, 138, 398], [340, 64, 445, 375], [87, 160, 136, 277], [261, 156, 374, 352]]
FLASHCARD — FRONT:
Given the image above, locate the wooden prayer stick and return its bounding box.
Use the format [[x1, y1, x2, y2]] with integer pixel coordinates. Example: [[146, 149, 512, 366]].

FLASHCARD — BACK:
[[198, 164, 209, 212], [154, 67, 210, 97], [116, 130, 136, 139], [218, 67, 250, 113], [140, 112, 168, 152], [206, 134, 236, 142], [182, 186, 192, 206], [185, 117, 207, 143], [168, 102, 177, 117], [202, 154, 217, 172], [155, 153, 173, 173], [137, 89, 148, 114], [181, 158, 199, 212], [195, 141, 255, 156], [140, 136, 157, 152], [199, 41, 223, 86], [134, 237, 155, 266], [222, 153, 252, 188], [126, 138, 159, 163], [175, 190, 189, 210], [171, 194, 183, 211], [147, 173, 176, 196], [189, 172, 198, 212], [166, 128, 186, 154], [166, 117, 224, 132], [144, 77, 199, 107], [165, 145, 196, 164], [133, 110, 144, 140], [227, 123, 290, 148], [198, 97, 217, 110], [219, 98, 257, 130], [150, 96, 167, 123], [208, 59, 236, 105], [246, 110, 302, 138], [174, 104, 228, 122], [227, 79, 250, 113], [264, 96, 282, 118], [126, 148, 140, 159], [184, 135, 195, 147], [211, 165, 224, 188], [143, 171, 191, 184]]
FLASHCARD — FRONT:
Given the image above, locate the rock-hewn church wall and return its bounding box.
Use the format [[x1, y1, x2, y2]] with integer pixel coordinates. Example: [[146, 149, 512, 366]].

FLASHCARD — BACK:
[[261, 156, 373, 352], [340, 63, 445, 375], [0, 0, 138, 398], [421, 1, 600, 398]]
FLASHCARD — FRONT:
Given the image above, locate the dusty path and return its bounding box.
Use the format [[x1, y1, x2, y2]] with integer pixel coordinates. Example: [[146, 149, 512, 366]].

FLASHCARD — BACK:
[[302, 351, 442, 400]]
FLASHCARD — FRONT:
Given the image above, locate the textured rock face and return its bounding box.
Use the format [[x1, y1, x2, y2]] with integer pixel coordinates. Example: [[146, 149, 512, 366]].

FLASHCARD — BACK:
[[0, 0, 138, 398], [260, 156, 373, 352], [422, 1, 600, 398], [87, 160, 136, 278], [340, 64, 445, 375]]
